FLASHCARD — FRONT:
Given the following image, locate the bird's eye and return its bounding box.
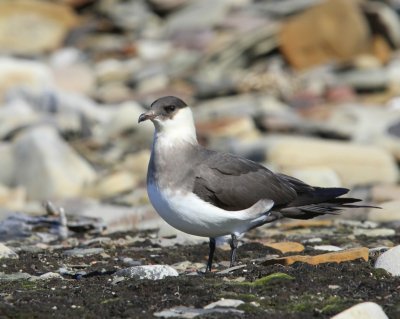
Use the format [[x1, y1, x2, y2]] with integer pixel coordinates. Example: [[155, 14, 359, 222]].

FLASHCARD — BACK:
[[164, 105, 176, 113]]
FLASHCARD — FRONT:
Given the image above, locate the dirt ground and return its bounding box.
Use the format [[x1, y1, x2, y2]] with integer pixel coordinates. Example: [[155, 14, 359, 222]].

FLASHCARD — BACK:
[[0, 224, 399, 319]]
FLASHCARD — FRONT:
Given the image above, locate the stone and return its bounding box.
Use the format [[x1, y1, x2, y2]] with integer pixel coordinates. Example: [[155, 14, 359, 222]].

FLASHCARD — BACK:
[[0, 57, 53, 101], [154, 306, 243, 318], [0, 272, 32, 281], [171, 261, 205, 273], [371, 184, 400, 202], [368, 200, 400, 223], [313, 245, 343, 252], [115, 265, 179, 280], [38, 272, 63, 280], [0, 243, 18, 259], [337, 68, 388, 91], [267, 136, 398, 187], [0, 0, 77, 55], [165, 0, 232, 35], [87, 171, 139, 199], [50, 48, 95, 95], [63, 248, 105, 257], [353, 228, 395, 238], [279, 0, 370, 70], [0, 143, 15, 186], [204, 299, 244, 309], [120, 150, 151, 182], [261, 241, 305, 254], [280, 220, 334, 230], [0, 184, 26, 210], [262, 247, 369, 266], [13, 126, 96, 200], [332, 302, 388, 319], [375, 245, 400, 276], [288, 166, 342, 188]]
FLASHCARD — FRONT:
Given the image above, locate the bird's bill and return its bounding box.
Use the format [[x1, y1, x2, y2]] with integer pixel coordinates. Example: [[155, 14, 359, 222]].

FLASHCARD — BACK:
[[138, 110, 156, 123]]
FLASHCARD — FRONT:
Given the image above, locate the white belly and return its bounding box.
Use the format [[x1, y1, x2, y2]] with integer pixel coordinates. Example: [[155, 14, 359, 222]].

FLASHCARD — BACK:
[[147, 183, 272, 237]]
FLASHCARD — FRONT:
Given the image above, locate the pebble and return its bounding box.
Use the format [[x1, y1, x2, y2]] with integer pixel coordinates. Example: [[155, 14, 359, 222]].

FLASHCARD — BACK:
[[353, 228, 396, 238], [204, 299, 245, 309], [154, 306, 243, 318], [375, 245, 400, 276], [63, 248, 105, 257], [332, 302, 388, 319], [0, 243, 18, 259], [114, 265, 179, 280], [313, 245, 343, 252]]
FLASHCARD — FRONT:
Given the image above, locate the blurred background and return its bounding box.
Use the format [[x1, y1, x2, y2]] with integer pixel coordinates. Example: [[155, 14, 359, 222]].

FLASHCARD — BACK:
[[0, 0, 400, 234]]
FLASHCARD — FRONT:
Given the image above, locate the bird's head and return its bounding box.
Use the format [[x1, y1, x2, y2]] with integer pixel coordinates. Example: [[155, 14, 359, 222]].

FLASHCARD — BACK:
[[138, 96, 197, 142]]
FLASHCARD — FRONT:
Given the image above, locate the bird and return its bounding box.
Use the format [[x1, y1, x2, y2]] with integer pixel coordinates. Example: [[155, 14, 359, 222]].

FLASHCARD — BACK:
[[138, 96, 375, 271]]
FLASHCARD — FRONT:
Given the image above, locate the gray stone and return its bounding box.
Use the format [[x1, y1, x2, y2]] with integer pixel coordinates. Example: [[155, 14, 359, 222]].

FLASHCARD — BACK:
[[115, 265, 179, 280], [0, 272, 32, 281], [0, 243, 18, 259], [375, 245, 400, 276], [154, 306, 243, 318], [331, 302, 388, 319], [353, 228, 395, 238], [63, 248, 104, 257], [204, 299, 245, 309], [337, 68, 388, 91], [313, 245, 343, 252], [13, 126, 96, 200], [37, 272, 63, 280]]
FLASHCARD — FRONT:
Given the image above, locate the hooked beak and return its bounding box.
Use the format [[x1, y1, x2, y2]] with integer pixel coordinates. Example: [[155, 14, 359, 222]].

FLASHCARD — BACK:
[[138, 110, 156, 123]]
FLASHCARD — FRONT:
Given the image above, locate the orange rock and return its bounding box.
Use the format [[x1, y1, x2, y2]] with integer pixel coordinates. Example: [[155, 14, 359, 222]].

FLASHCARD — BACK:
[[279, 0, 370, 70], [280, 220, 334, 230], [262, 247, 369, 266], [261, 241, 305, 254]]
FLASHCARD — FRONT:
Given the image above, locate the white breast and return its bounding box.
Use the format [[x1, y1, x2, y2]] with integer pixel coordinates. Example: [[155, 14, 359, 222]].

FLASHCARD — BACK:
[[147, 182, 274, 238]]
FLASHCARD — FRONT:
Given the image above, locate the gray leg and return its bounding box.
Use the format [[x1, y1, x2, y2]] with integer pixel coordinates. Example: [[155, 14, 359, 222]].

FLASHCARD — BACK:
[[229, 234, 238, 267], [206, 237, 216, 272]]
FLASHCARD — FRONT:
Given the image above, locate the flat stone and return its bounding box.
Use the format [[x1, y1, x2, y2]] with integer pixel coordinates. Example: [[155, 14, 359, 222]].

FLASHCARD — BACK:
[[154, 306, 243, 318], [13, 126, 96, 200], [0, 0, 77, 55], [375, 245, 400, 276], [37, 272, 63, 280], [63, 248, 105, 257], [332, 302, 388, 319], [268, 136, 398, 187], [353, 228, 395, 237], [280, 220, 334, 230], [0, 243, 18, 259], [261, 241, 305, 254], [262, 247, 369, 266], [115, 265, 179, 280], [204, 299, 244, 309], [368, 200, 400, 223], [313, 245, 343, 252], [0, 272, 32, 281]]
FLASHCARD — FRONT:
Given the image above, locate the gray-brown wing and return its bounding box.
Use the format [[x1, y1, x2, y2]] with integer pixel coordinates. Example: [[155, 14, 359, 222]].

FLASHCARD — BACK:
[[192, 151, 298, 211]]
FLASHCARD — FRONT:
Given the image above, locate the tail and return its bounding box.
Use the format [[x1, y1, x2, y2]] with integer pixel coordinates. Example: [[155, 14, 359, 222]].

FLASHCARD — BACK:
[[279, 187, 379, 220], [256, 187, 379, 226]]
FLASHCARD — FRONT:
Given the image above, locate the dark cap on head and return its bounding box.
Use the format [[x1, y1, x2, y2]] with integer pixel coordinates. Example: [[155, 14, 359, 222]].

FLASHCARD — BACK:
[[151, 96, 187, 109]]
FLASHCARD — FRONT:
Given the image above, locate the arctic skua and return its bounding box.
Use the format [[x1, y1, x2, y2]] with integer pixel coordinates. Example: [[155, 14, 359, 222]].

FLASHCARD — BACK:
[[139, 96, 374, 271]]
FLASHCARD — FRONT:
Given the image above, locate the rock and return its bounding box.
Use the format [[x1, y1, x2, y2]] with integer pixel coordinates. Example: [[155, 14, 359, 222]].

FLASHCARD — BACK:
[[262, 247, 369, 266], [13, 126, 96, 200], [375, 245, 400, 276], [279, 0, 370, 70], [0, 184, 26, 210], [115, 265, 179, 280], [38, 272, 63, 280], [165, 0, 232, 35], [368, 200, 400, 223], [0, 143, 15, 186], [50, 48, 95, 95], [281, 220, 334, 230], [0, 0, 77, 55], [196, 116, 260, 141], [63, 248, 105, 257], [87, 171, 139, 199], [0, 272, 32, 281], [337, 68, 388, 91], [204, 299, 244, 309], [288, 166, 342, 188], [120, 150, 151, 182], [171, 261, 205, 273], [261, 241, 305, 254], [313, 245, 343, 252], [332, 302, 388, 319], [0, 243, 18, 259], [353, 228, 395, 238], [371, 184, 400, 203], [0, 57, 53, 101], [267, 136, 398, 187]]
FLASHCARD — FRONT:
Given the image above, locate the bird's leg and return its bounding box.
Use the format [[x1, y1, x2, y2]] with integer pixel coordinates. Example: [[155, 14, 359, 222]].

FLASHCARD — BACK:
[[206, 237, 216, 272], [229, 234, 238, 267]]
